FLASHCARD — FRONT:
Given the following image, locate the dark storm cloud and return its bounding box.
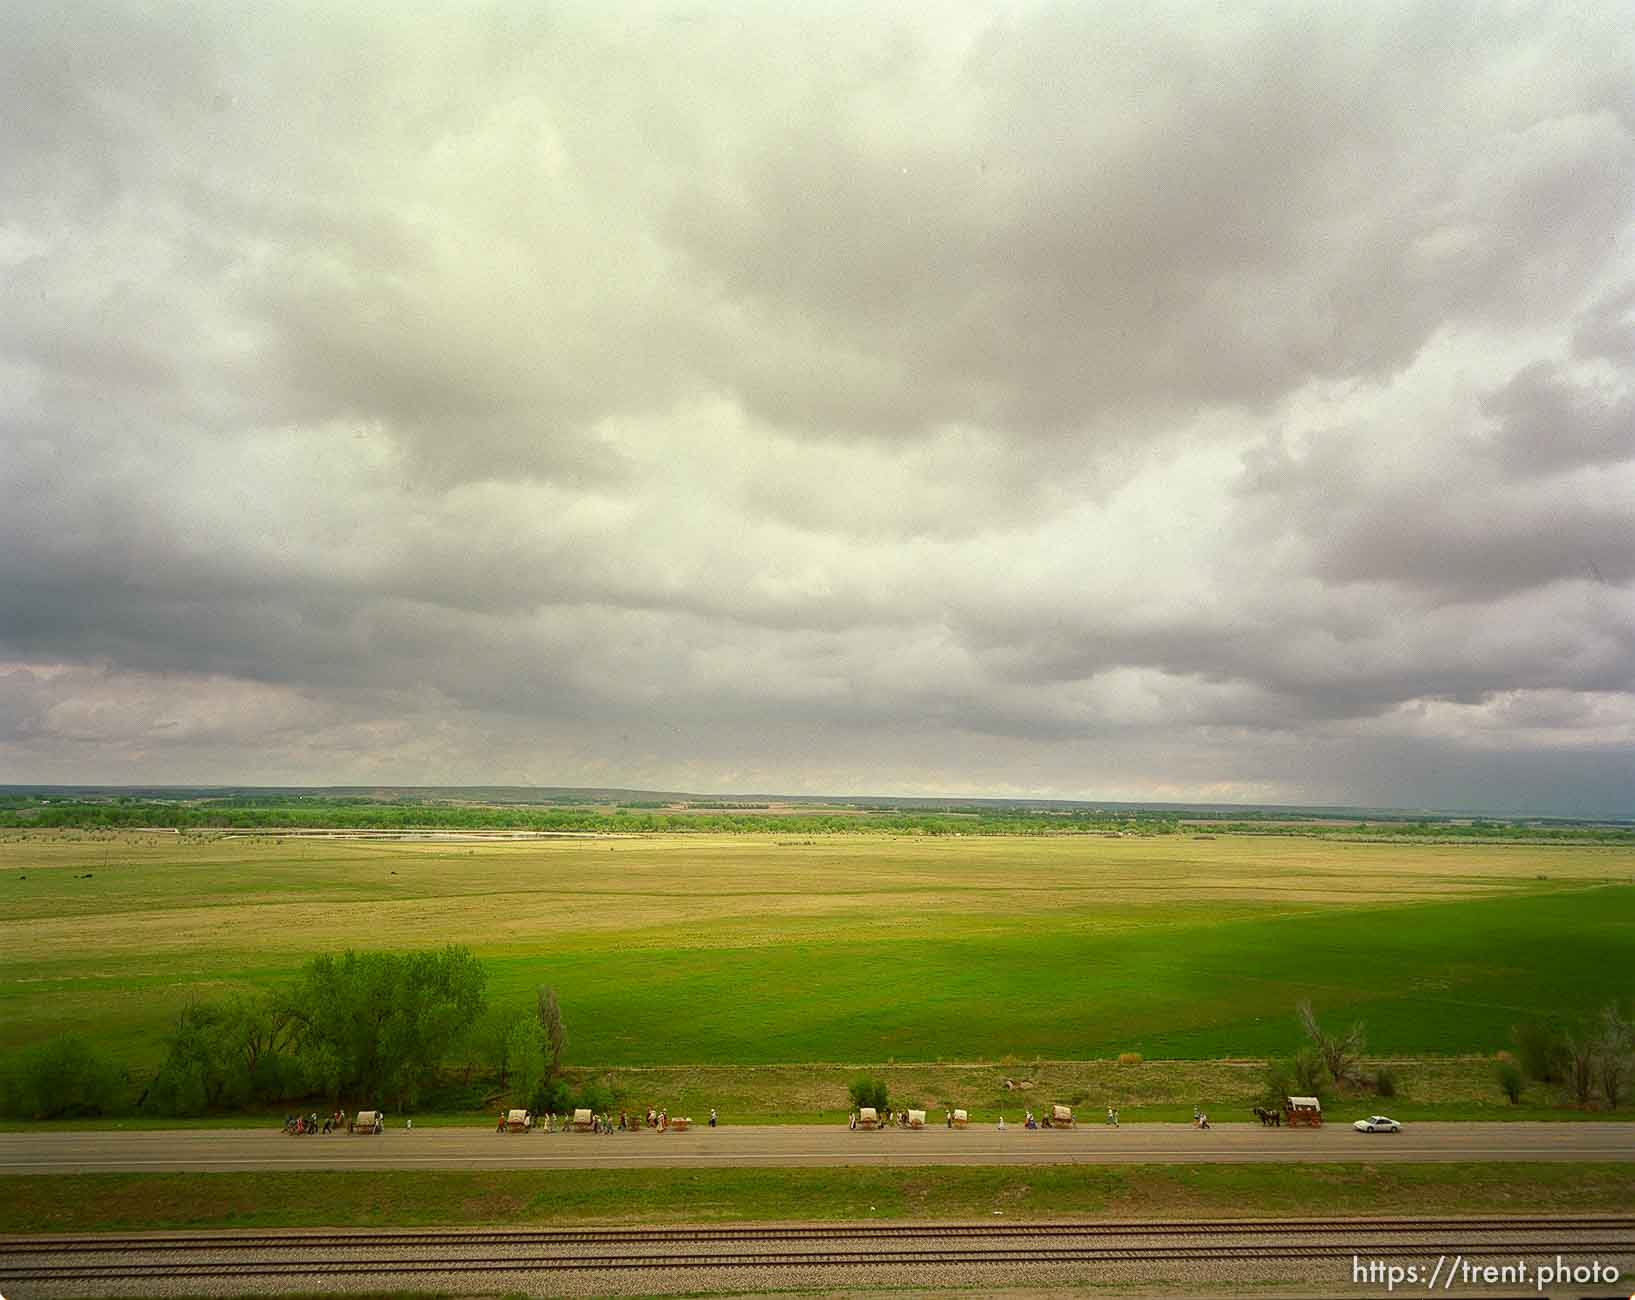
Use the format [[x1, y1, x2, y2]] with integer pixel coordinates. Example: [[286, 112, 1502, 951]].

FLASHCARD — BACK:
[[1, 0, 1631, 809], [669, 4, 1635, 440], [1480, 360, 1635, 477]]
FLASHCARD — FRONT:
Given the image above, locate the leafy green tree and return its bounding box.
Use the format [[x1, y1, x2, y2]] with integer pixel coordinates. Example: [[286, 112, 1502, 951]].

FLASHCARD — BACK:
[[146, 1001, 248, 1115], [506, 1015, 547, 1102], [535, 1076, 573, 1117], [283, 945, 486, 1108], [537, 985, 567, 1076], [1512, 1021, 1565, 1082], [2, 1034, 124, 1119], [1494, 1059, 1524, 1104], [146, 992, 309, 1115], [848, 1075, 889, 1112], [575, 1080, 615, 1114], [469, 1004, 519, 1084]]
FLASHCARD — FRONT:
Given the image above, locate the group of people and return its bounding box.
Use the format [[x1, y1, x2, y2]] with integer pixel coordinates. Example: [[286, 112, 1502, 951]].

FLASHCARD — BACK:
[[519, 1106, 718, 1133], [847, 1108, 934, 1129], [282, 1109, 362, 1134]]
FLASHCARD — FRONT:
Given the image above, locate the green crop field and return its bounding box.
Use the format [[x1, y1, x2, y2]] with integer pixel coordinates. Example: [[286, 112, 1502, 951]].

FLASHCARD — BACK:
[[3, 830, 1631, 1073]]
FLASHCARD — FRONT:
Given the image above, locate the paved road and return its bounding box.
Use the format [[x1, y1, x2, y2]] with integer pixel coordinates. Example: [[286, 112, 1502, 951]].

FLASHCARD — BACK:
[[3, 1123, 1630, 1174]]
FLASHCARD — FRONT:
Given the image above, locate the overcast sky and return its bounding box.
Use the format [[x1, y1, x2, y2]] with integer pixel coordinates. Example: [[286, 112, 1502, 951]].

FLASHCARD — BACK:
[[2, 1, 1632, 813]]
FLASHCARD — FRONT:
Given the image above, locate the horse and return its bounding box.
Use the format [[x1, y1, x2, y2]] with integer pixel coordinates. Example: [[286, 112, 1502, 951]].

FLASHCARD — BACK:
[[1251, 1106, 1282, 1127]]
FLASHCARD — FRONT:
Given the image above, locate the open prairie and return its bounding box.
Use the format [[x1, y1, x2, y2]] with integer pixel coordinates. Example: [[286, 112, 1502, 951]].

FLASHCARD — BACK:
[[2, 830, 1631, 1072]]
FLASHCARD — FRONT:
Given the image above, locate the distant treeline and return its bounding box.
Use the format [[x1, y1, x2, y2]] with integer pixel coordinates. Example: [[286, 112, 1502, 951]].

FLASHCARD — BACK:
[[1192, 818, 1635, 845], [4, 796, 1627, 842], [0, 798, 1176, 836]]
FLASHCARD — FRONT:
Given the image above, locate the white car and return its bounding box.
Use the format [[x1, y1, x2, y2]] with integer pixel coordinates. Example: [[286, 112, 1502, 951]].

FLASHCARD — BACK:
[[1353, 1115, 1402, 1133]]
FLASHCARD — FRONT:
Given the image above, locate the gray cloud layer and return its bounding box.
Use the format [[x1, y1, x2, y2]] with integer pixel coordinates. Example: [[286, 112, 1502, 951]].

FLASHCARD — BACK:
[[2, 0, 1632, 813]]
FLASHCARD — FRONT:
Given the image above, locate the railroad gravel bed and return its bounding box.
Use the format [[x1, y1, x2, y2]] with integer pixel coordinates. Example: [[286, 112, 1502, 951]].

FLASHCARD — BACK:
[[5, 1218, 1632, 1298]]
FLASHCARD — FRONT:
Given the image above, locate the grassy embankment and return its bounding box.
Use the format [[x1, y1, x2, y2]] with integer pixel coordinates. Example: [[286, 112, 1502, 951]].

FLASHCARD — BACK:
[[3, 830, 1631, 1118], [5, 1164, 1634, 1233]]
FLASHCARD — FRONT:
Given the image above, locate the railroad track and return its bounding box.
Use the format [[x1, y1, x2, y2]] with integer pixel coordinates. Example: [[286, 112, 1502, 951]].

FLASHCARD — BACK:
[[5, 1218, 1630, 1288], [6, 1213, 1633, 1252]]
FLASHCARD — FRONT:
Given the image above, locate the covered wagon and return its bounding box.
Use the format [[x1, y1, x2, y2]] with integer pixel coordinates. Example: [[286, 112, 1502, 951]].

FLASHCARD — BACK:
[[1047, 1104, 1074, 1128], [504, 1109, 532, 1132], [571, 1107, 595, 1132], [905, 1109, 926, 1129], [951, 1108, 969, 1129], [667, 1116, 692, 1130], [855, 1106, 880, 1130], [1285, 1095, 1322, 1127], [350, 1110, 384, 1134]]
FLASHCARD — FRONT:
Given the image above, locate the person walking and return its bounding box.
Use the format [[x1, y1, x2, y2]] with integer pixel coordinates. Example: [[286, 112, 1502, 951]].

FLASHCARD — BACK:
[[709, 1108, 717, 1128]]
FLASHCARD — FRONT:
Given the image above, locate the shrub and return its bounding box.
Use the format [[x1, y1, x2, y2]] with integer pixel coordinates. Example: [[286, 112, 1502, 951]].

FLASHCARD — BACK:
[[2, 1034, 124, 1119], [1373, 1066, 1398, 1098], [1263, 1048, 1331, 1107], [848, 1074, 889, 1113], [1117, 1052, 1143, 1065], [1512, 1021, 1565, 1082], [1495, 1060, 1524, 1104], [533, 1077, 573, 1117]]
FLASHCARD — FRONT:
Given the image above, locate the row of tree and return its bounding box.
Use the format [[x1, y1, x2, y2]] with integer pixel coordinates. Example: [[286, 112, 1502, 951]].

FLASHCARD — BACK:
[[1, 947, 577, 1119], [1261, 999, 1635, 1111], [1500, 1004, 1635, 1108], [0, 799, 1176, 836]]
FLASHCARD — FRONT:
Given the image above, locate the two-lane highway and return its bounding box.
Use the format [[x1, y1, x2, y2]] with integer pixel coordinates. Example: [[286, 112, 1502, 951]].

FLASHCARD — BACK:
[[3, 1121, 1629, 1174]]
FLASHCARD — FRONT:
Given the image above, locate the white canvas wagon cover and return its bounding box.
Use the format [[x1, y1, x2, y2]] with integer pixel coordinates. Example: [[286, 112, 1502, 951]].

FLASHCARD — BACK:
[[906, 1109, 926, 1127], [1286, 1096, 1322, 1110], [1051, 1104, 1073, 1123], [571, 1108, 594, 1128], [353, 1110, 382, 1129], [506, 1109, 531, 1128]]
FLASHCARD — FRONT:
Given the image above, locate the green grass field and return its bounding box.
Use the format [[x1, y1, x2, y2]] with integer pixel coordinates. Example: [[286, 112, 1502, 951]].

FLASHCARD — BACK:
[[3, 830, 1631, 1076], [4, 1164, 1633, 1232]]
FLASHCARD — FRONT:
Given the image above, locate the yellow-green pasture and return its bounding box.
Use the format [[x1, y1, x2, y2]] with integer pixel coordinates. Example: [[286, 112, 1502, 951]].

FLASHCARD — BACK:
[[3, 830, 1631, 1069]]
